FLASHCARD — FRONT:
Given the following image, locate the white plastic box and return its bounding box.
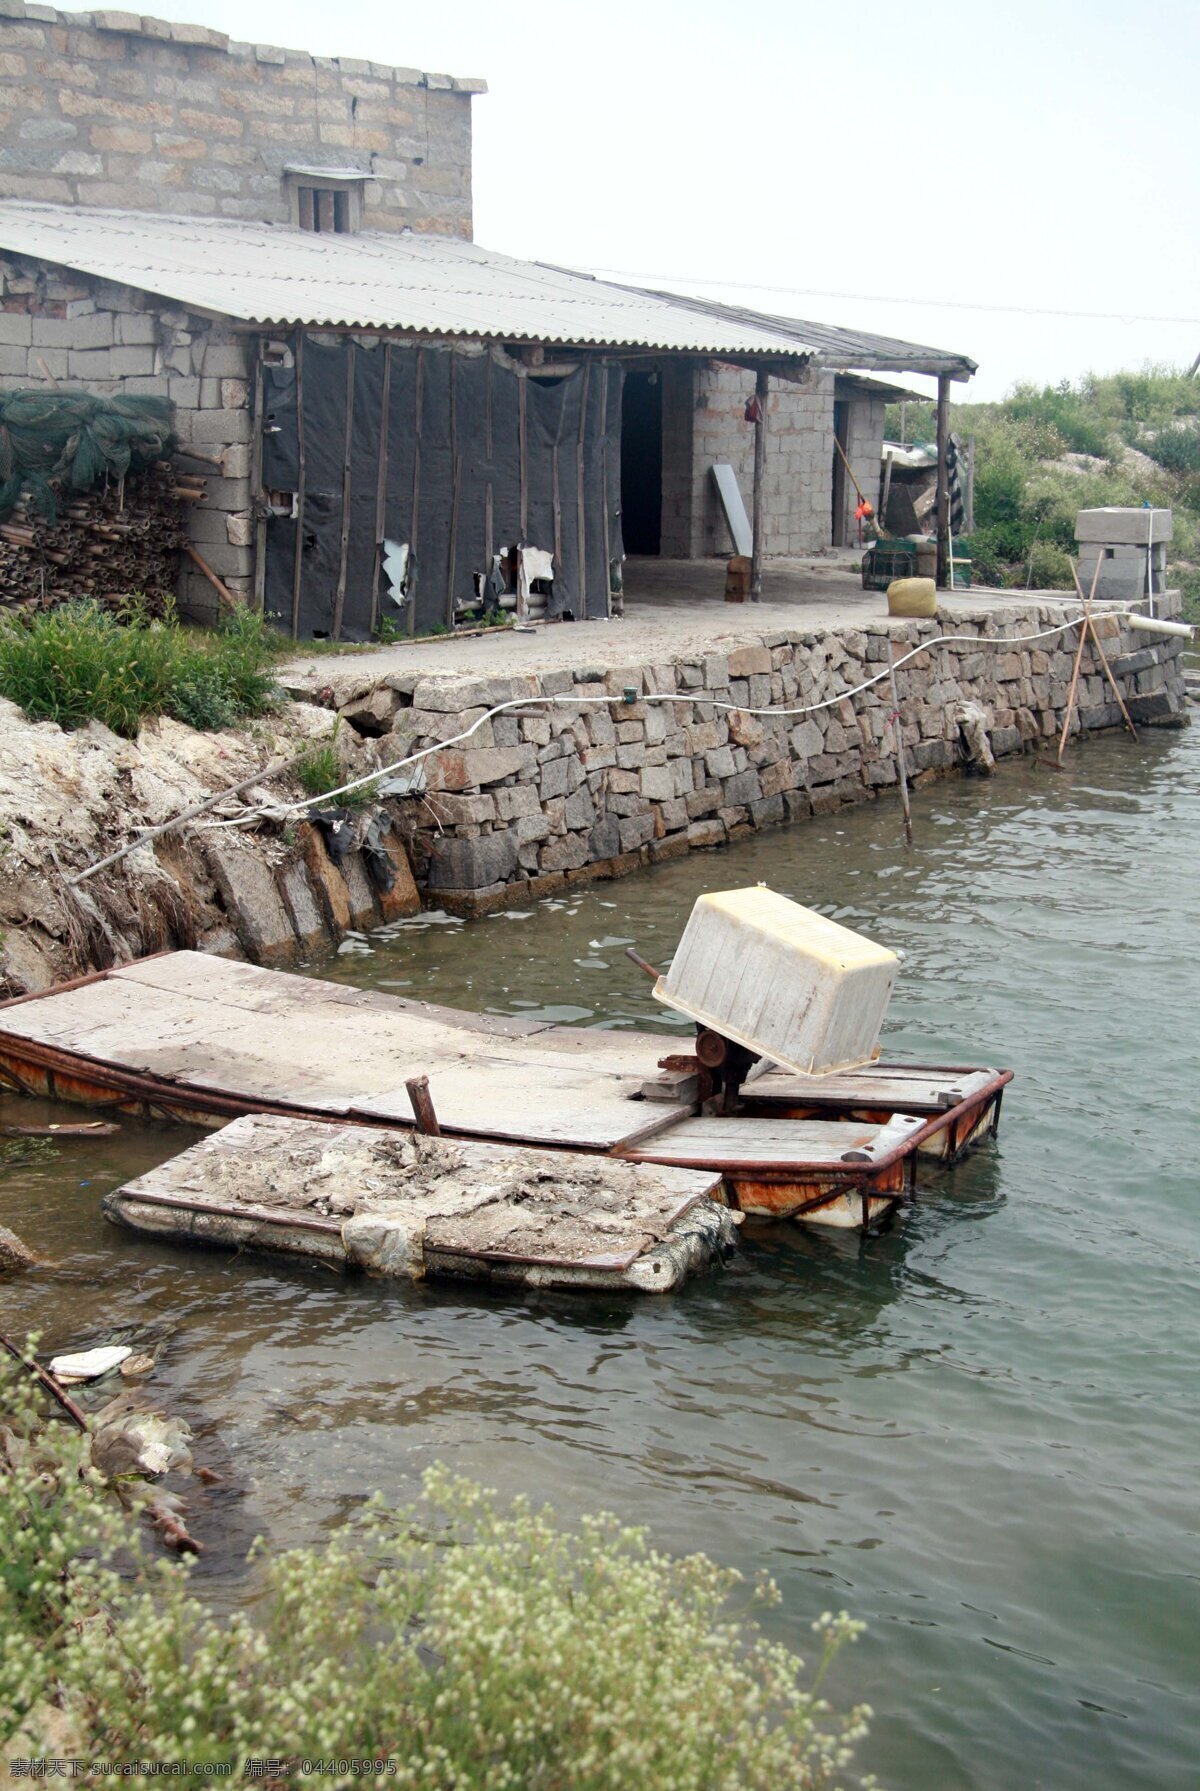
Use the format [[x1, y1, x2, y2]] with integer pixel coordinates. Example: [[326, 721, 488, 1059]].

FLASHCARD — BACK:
[[653, 886, 899, 1077]]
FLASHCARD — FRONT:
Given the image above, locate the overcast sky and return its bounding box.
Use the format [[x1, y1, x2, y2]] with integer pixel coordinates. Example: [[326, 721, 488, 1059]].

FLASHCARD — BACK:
[[147, 0, 1198, 403]]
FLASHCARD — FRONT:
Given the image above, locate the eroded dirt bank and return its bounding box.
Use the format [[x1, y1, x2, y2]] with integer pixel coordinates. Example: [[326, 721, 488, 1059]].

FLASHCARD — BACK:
[[0, 697, 418, 997]]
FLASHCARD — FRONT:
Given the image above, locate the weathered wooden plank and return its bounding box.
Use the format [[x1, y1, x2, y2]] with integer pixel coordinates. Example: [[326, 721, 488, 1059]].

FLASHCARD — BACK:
[[753, 1067, 995, 1108], [623, 1114, 924, 1168], [352, 1061, 690, 1150]]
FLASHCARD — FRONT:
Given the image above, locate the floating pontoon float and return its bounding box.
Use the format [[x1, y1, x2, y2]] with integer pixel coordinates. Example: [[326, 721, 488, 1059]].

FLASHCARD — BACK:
[[0, 889, 1012, 1234], [104, 1113, 736, 1294]]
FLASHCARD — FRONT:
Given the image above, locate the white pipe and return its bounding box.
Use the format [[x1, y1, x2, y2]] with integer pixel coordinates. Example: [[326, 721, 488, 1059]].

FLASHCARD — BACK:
[[1127, 612, 1193, 638], [199, 612, 1129, 834]]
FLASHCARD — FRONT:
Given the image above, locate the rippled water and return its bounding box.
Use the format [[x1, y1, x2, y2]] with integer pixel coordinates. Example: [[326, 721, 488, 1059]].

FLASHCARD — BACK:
[[3, 726, 1198, 1790]]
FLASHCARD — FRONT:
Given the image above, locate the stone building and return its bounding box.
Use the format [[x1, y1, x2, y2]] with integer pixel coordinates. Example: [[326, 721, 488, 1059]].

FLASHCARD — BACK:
[[0, 6, 976, 633]]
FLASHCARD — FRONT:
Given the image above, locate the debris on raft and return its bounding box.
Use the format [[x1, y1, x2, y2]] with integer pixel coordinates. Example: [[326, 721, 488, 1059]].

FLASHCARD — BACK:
[[105, 1113, 738, 1294]]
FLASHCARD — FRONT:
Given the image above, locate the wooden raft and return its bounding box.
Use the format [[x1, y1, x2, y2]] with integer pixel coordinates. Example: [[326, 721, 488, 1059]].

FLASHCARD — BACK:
[[103, 1112, 734, 1294], [0, 952, 1013, 1230], [0, 952, 693, 1150]]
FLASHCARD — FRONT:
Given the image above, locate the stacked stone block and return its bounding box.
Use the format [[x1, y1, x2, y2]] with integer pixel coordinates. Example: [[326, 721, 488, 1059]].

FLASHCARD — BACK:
[[0, 5, 480, 234], [365, 600, 1189, 913], [1075, 507, 1172, 603], [0, 250, 252, 619]]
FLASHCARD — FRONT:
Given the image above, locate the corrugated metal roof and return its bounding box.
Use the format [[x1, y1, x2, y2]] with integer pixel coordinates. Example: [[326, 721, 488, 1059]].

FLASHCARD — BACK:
[[0, 202, 819, 359], [619, 287, 977, 378]]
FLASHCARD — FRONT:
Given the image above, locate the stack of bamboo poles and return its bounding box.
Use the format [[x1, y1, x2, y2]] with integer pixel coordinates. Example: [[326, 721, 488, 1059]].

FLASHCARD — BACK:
[[0, 461, 203, 612]]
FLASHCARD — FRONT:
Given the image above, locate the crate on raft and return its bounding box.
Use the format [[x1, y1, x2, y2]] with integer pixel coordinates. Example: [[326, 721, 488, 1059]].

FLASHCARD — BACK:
[[102, 1112, 738, 1294]]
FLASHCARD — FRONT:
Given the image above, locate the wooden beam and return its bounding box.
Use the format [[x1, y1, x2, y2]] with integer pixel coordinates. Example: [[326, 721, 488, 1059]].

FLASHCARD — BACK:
[[290, 331, 306, 640], [331, 342, 356, 641], [750, 366, 768, 601], [249, 335, 266, 612], [935, 373, 951, 589], [368, 340, 392, 639]]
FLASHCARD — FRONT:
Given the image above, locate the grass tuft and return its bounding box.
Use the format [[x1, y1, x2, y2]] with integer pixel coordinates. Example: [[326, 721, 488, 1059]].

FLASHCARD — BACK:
[[0, 599, 280, 738]]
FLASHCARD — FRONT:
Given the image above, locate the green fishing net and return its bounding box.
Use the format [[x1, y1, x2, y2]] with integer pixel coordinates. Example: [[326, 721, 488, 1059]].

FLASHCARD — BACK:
[[0, 390, 174, 524]]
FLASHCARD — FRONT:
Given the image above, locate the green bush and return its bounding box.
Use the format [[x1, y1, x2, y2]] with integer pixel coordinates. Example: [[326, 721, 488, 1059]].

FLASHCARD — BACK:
[[1, 1354, 873, 1789], [1145, 425, 1200, 477], [1005, 381, 1112, 458], [0, 600, 279, 738], [1020, 541, 1076, 590]]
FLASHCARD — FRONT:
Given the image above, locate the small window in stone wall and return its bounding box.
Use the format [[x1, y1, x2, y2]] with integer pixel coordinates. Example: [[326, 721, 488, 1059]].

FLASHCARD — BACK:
[[284, 170, 368, 235], [298, 186, 353, 234]]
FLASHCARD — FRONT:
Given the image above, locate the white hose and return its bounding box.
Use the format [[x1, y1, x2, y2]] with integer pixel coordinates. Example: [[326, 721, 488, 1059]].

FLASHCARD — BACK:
[[204, 607, 1142, 831]]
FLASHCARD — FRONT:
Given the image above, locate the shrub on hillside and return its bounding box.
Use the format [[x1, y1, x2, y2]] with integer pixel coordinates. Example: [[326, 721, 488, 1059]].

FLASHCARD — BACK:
[[1005, 381, 1112, 458], [1145, 424, 1200, 477], [0, 599, 279, 737], [1, 1354, 874, 1789]]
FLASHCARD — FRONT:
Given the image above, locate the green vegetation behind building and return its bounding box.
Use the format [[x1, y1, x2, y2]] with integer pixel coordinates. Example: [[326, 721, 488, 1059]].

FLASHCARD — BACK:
[[886, 365, 1200, 618]]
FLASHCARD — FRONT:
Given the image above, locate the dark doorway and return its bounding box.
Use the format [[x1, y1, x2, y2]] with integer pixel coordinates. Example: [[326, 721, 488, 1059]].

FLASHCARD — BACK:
[[620, 368, 663, 554], [831, 398, 849, 546]]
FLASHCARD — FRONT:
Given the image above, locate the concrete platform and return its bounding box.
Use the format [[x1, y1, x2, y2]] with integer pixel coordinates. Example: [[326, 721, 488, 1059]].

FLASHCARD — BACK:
[[280, 555, 1074, 703]]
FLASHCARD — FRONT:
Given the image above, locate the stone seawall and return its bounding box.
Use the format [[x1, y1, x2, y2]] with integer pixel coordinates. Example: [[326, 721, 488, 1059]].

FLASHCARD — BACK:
[[363, 598, 1189, 914]]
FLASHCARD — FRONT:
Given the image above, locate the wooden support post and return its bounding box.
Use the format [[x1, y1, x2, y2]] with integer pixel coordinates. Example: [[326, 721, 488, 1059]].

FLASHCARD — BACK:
[[405, 1076, 441, 1137], [1069, 559, 1139, 740], [576, 360, 590, 615], [965, 432, 976, 537], [879, 449, 894, 533], [1057, 554, 1104, 763], [599, 363, 612, 614], [249, 337, 266, 613], [331, 343, 356, 641], [887, 640, 914, 848], [408, 349, 424, 637], [935, 373, 951, 588], [446, 454, 462, 629], [290, 331, 306, 640], [368, 341, 392, 639], [183, 542, 238, 610], [750, 366, 768, 601], [518, 370, 529, 540]]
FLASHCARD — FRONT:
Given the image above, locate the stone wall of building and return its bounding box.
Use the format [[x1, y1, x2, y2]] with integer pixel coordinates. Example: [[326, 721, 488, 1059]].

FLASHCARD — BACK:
[[0, 5, 481, 234], [331, 598, 1190, 913], [838, 391, 886, 547], [0, 249, 253, 619], [686, 363, 835, 559]]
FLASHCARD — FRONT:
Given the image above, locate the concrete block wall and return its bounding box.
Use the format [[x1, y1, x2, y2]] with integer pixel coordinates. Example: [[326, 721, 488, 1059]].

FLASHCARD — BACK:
[[0, 250, 252, 620], [358, 597, 1189, 914], [839, 393, 885, 547], [688, 363, 835, 559], [0, 6, 480, 235]]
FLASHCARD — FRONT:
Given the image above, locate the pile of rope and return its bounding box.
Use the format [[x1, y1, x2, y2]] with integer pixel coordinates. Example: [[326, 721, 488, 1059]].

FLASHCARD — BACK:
[[0, 391, 175, 524]]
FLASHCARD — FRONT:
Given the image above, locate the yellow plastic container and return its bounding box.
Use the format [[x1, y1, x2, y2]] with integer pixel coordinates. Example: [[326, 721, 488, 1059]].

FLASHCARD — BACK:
[[653, 886, 899, 1077], [886, 576, 937, 618]]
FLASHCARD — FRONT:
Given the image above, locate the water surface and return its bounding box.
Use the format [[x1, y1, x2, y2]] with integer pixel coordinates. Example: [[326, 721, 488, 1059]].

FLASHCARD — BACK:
[[3, 726, 1197, 1790]]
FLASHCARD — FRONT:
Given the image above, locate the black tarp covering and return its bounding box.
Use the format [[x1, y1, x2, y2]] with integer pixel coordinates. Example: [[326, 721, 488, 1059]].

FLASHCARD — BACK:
[[262, 336, 623, 640]]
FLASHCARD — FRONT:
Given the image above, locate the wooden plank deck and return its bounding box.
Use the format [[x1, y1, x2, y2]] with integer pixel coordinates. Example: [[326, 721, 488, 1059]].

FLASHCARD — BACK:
[[0, 954, 694, 1148], [750, 1064, 998, 1112], [620, 1112, 926, 1172]]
